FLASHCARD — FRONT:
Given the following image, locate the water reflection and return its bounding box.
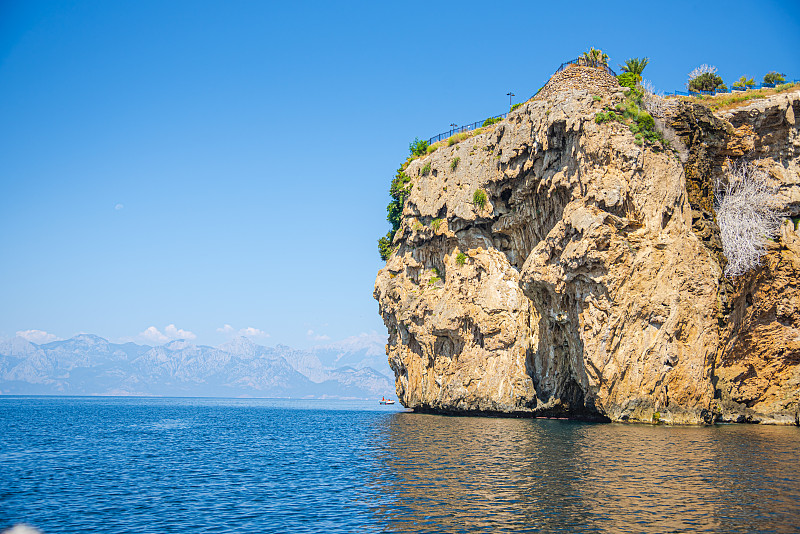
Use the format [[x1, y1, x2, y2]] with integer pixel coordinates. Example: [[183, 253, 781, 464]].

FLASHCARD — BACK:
[[369, 414, 800, 533]]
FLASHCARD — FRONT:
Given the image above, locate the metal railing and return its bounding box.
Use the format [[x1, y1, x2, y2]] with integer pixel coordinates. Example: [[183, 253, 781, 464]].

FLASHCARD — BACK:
[[555, 57, 617, 77], [663, 80, 799, 98], [427, 114, 508, 145]]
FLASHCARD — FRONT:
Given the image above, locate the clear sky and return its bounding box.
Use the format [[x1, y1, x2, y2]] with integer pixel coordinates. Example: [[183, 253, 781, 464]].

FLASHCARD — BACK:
[[1, 0, 799, 348]]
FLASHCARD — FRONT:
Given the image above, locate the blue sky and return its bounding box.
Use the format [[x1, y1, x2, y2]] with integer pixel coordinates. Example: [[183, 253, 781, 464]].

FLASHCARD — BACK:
[[1, 0, 798, 348]]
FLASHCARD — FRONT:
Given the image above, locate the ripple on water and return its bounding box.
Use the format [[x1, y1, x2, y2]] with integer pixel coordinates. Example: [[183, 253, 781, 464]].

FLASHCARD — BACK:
[[0, 397, 798, 533]]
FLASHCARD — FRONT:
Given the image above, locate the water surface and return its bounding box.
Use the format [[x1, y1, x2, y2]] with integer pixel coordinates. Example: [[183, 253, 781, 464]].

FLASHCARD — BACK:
[[1, 397, 798, 533]]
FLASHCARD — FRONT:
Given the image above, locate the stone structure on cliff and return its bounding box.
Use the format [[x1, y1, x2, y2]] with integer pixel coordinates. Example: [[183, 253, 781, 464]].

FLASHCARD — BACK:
[[375, 65, 800, 424]]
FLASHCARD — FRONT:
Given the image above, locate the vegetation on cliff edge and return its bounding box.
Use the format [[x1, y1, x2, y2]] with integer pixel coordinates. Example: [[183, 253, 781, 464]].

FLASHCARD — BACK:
[[378, 167, 412, 260], [595, 87, 670, 149]]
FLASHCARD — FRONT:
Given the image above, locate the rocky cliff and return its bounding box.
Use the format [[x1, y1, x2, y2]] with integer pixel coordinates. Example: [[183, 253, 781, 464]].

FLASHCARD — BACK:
[[375, 65, 800, 424]]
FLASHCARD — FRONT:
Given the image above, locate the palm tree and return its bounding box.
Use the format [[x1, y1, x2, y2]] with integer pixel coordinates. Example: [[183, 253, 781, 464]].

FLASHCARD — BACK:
[[579, 47, 609, 68], [619, 57, 649, 81]]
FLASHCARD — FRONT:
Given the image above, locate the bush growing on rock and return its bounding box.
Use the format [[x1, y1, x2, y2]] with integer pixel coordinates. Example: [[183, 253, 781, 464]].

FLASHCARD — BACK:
[[409, 138, 429, 158], [378, 168, 413, 260], [378, 231, 394, 261], [473, 189, 488, 209], [616, 72, 638, 90], [594, 87, 669, 149], [482, 117, 502, 127], [637, 110, 654, 130], [456, 252, 467, 265], [716, 160, 784, 277]]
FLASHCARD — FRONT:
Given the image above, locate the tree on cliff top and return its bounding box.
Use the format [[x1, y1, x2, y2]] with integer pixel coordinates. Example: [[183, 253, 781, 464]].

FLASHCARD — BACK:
[[687, 64, 728, 93], [763, 71, 786, 85], [732, 75, 755, 88]]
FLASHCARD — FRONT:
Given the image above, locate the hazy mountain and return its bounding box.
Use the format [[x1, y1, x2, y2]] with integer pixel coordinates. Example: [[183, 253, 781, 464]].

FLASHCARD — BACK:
[[311, 332, 391, 378], [0, 334, 394, 399]]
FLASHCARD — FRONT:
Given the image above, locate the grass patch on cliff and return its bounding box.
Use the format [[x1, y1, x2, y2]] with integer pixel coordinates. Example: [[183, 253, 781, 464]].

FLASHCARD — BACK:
[[450, 156, 460, 171], [456, 252, 467, 265], [428, 267, 441, 285], [448, 132, 471, 146]]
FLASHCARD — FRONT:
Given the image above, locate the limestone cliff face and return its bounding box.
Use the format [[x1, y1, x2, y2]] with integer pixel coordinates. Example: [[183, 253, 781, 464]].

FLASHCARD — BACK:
[[375, 66, 800, 424]]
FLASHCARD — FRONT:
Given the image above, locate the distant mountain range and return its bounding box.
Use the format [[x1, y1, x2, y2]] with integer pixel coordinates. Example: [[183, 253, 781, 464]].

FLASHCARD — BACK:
[[0, 333, 394, 399]]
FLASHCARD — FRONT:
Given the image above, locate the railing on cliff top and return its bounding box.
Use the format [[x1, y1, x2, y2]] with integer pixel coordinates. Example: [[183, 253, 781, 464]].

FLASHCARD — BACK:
[[426, 59, 617, 145], [664, 80, 800, 97], [554, 57, 617, 77], [424, 61, 796, 145], [427, 114, 508, 145]]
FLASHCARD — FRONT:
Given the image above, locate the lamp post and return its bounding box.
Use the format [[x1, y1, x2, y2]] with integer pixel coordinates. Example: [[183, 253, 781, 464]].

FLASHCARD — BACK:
[[507, 92, 515, 108], [450, 123, 457, 134]]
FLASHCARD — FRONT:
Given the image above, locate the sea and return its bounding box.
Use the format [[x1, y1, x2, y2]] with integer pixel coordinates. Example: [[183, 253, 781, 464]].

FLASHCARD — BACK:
[[1, 397, 799, 533]]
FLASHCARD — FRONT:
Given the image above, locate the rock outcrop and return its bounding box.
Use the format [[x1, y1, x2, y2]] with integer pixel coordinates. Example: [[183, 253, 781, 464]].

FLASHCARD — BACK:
[[375, 66, 800, 424]]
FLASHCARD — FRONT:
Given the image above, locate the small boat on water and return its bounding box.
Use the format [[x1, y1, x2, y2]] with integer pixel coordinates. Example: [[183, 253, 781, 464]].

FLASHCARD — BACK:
[[380, 397, 395, 405]]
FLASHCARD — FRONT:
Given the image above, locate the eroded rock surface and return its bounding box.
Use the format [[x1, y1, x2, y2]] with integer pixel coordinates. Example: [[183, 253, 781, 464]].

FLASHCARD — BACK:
[[375, 72, 800, 424]]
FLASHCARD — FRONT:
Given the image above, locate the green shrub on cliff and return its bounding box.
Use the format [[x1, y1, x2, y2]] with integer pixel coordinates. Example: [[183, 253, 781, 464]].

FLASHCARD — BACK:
[[379, 168, 413, 260], [617, 72, 637, 90], [511, 102, 523, 111], [637, 110, 654, 131], [409, 138, 429, 158], [450, 157, 460, 171], [421, 162, 431, 175], [595, 110, 617, 123], [482, 117, 502, 127], [378, 232, 395, 261], [456, 252, 467, 265], [428, 267, 441, 285], [473, 189, 488, 209], [595, 88, 669, 149]]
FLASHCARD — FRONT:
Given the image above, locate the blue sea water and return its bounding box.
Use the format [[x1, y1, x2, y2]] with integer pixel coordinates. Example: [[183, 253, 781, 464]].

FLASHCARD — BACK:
[[1, 397, 799, 533]]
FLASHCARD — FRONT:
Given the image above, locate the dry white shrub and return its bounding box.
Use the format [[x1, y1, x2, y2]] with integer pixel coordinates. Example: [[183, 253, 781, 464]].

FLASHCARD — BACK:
[[640, 79, 676, 118], [716, 161, 784, 278]]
